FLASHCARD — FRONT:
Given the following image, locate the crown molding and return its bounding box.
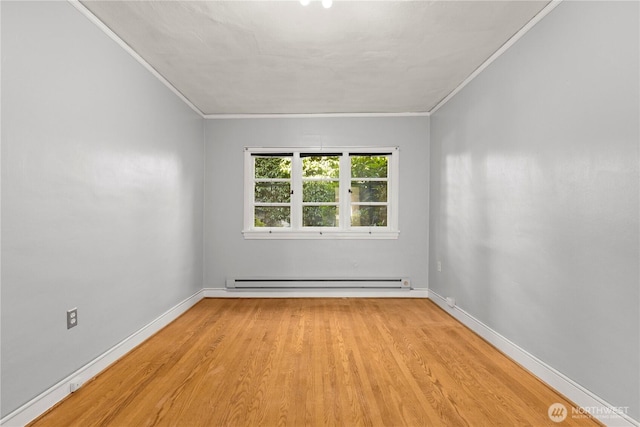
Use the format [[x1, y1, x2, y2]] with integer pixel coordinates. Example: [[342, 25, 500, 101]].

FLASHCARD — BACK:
[[429, 0, 564, 115], [69, 0, 562, 120], [67, 0, 205, 118], [203, 112, 430, 119]]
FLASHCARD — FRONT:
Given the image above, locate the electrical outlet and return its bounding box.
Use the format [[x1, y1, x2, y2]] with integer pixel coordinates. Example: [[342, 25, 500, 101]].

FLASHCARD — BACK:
[[67, 308, 78, 329], [437, 261, 442, 272]]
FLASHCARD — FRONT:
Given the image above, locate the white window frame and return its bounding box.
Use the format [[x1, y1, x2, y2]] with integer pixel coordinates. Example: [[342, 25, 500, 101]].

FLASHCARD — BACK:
[[243, 146, 399, 240]]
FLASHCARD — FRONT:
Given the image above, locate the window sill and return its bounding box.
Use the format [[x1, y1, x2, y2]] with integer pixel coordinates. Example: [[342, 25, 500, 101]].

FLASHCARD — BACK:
[[242, 230, 400, 240]]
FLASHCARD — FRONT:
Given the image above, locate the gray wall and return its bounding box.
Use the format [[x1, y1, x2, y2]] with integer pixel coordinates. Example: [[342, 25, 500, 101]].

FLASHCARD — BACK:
[[1, 1, 204, 417], [2, 0, 637, 421], [204, 117, 429, 289], [429, 0, 639, 419]]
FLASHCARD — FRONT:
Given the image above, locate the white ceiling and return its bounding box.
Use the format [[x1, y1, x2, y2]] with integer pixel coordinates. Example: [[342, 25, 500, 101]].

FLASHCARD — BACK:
[[80, 1, 551, 116]]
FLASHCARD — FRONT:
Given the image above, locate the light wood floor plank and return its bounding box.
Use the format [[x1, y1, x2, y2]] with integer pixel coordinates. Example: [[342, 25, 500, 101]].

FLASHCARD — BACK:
[[30, 298, 600, 427]]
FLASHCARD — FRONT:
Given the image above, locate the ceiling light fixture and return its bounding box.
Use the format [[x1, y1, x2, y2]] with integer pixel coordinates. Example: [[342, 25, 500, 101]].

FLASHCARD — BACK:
[[299, 0, 332, 8]]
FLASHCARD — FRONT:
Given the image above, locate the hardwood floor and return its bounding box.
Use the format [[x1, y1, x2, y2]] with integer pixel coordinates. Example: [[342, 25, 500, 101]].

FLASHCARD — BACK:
[[30, 298, 599, 426]]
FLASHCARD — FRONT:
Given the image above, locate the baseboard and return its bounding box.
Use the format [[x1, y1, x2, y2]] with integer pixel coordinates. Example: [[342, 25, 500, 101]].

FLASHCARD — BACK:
[[0, 290, 205, 427], [203, 287, 429, 298], [6, 289, 633, 426], [428, 290, 639, 427]]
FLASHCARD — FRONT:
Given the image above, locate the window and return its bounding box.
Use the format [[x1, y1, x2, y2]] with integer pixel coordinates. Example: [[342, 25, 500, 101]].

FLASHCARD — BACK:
[[253, 154, 292, 227], [244, 147, 399, 239]]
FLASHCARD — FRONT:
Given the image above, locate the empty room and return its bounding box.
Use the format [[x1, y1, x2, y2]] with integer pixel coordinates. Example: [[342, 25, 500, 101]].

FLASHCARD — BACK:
[[1, 0, 638, 426]]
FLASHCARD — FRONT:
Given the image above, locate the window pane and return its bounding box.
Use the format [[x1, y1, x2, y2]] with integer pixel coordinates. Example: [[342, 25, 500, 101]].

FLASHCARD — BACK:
[[350, 181, 387, 203], [255, 207, 290, 227], [255, 182, 291, 203], [351, 206, 387, 227], [302, 156, 340, 179], [303, 206, 339, 227], [303, 181, 339, 203], [255, 157, 291, 179], [351, 156, 388, 178]]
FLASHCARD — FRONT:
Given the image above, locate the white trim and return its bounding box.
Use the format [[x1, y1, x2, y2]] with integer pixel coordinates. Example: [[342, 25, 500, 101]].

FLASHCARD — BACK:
[[244, 147, 399, 238], [429, 0, 563, 115], [69, 0, 429, 119], [204, 112, 430, 119], [67, 0, 562, 119], [245, 146, 397, 154], [0, 290, 205, 427], [388, 146, 400, 232], [428, 290, 639, 427], [242, 230, 399, 240], [4, 288, 636, 426], [204, 287, 428, 298], [66, 0, 205, 118]]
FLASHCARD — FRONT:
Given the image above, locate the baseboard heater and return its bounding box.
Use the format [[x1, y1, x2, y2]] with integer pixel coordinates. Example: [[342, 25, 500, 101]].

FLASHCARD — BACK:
[[226, 277, 411, 290]]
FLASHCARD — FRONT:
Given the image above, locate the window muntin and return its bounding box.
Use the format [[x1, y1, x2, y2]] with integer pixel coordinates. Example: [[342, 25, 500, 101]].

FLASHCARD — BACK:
[[252, 154, 292, 228], [350, 155, 389, 227], [244, 147, 398, 239], [302, 154, 341, 227]]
